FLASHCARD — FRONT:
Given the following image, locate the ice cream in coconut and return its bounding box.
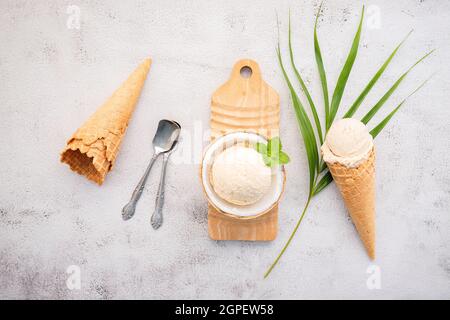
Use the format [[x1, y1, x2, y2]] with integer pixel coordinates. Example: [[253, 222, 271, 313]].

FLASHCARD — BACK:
[[201, 132, 285, 218], [210, 145, 272, 206], [321, 118, 376, 259]]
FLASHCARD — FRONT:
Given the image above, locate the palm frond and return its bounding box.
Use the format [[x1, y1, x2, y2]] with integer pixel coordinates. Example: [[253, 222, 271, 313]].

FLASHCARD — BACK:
[[370, 75, 433, 138], [344, 30, 413, 118], [289, 13, 323, 144], [277, 44, 319, 194], [362, 49, 434, 124], [314, 1, 330, 129], [328, 6, 365, 129], [312, 171, 333, 196]]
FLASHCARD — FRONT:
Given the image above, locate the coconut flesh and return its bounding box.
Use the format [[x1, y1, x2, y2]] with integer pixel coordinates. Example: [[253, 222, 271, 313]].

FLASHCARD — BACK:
[[210, 145, 272, 205]]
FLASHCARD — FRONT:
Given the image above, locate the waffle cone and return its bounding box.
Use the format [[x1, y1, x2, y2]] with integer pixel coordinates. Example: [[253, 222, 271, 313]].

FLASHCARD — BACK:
[[326, 148, 376, 259], [61, 58, 152, 185]]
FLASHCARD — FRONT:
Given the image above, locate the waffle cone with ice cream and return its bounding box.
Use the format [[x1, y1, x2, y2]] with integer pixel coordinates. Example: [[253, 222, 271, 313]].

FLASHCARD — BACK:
[[321, 118, 376, 259], [61, 58, 151, 185]]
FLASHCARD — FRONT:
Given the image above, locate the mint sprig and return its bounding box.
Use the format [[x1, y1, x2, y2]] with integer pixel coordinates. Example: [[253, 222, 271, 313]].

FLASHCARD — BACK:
[[255, 137, 290, 168]]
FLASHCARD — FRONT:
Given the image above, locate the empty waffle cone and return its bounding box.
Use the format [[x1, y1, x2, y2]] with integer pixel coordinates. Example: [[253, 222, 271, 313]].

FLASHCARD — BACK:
[[61, 58, 152, 185], [326, 148, 376, 259]]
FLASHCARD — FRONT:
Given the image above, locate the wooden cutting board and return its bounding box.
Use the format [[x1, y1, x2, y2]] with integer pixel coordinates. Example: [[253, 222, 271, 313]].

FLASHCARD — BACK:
[[208, 59, 280, 241]]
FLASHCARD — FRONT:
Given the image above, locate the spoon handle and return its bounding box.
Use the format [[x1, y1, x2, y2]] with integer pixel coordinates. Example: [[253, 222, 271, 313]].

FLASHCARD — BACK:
[[151, 153, 169, 229], [122, 153, 159, 221]]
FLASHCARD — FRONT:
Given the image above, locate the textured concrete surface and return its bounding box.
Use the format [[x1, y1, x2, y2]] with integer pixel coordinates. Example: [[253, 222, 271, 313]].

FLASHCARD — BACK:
[[1, 0, 449, 299]]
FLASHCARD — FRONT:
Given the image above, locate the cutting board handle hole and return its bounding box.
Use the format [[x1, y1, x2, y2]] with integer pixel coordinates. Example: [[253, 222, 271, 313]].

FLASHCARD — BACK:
[[240, 66, 252, 79]]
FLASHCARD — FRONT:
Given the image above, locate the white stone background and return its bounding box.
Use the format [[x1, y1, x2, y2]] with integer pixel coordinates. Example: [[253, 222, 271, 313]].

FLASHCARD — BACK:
[[0, 0, 449, 299]]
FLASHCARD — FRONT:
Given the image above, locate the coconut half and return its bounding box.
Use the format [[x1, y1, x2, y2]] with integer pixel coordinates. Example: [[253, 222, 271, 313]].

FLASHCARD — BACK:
[[201, 132, 285, 218]]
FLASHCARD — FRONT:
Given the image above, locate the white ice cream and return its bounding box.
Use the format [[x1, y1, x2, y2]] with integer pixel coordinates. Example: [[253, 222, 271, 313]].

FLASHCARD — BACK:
[[211, 145, 272, 205], [321, 118, 374, 168]]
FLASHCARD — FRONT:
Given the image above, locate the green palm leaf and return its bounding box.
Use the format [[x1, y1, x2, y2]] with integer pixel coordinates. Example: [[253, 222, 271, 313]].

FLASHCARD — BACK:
[[277, 44, 319, 194], [361, 49, 434, 124], [328, 6, 365, 129], [314, 1, 330, 128], [289, 14, 323, 145], [370, 76, 432, 138], [312, 171, 333, 196], [344, 30, 413, 118]]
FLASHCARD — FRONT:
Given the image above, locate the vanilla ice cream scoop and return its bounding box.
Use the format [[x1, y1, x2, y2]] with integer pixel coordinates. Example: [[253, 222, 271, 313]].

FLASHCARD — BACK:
[[211, 145, 272, 205], [321, 118, 373, 168]]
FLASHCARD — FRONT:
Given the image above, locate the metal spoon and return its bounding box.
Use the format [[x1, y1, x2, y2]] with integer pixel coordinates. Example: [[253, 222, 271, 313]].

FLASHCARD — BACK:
[[122, 120, 181, 221], [151, 135, 179, 229]]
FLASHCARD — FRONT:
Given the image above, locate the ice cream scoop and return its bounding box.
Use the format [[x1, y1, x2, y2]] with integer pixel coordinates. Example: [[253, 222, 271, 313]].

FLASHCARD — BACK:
[[211, 145, 272, 206], [321, 118, 373, 168]]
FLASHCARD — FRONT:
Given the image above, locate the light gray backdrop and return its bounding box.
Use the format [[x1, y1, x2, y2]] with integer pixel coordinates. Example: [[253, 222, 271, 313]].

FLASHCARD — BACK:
[[1, 0, 449, 299]]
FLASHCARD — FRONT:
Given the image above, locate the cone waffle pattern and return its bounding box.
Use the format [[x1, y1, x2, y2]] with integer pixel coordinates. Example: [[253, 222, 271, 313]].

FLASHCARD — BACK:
[[327, 148, 376, 259], [60, 59, 151, 185]]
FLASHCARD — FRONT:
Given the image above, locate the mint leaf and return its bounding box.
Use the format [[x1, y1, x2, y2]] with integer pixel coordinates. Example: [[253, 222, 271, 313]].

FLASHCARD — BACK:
[[267, 137, 282, 156], [256, 142, 268, 155], [262, 154, 273, 167], [279, 151, 290, 164], [255, 137, 290, 168]]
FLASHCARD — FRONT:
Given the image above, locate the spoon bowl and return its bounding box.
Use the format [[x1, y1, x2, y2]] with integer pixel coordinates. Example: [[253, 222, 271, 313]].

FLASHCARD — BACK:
[[153, 120, 181, 154]]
